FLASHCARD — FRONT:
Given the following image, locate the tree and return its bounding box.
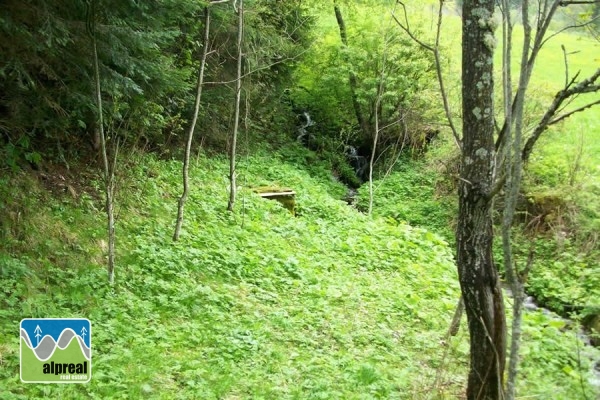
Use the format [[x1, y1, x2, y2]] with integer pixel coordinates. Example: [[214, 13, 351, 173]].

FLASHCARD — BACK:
[[396, 2, 506, 394], [496, 1, 599, 398], [88, 0, 117, 284], [292, 1, 435, 188], [396, 1, 599, 398], [333, 1, 370, 141], [227, 0, 244, 212], [174, 5, 212, 241], [0, 0, 197, 167], [458, 2, 507, 398]]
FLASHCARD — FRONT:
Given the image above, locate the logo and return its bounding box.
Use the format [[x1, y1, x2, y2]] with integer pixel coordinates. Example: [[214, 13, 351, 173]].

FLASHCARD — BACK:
[[20, 318, 91, 383]]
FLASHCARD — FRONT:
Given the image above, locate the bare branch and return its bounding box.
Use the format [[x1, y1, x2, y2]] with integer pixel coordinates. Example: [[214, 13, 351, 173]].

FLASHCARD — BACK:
[[562, 45, 569, 87], [559, 1, 600, 5], [393, 1, 461, 149], [498, 0, 588, 152], [547, 98, 600, 126], [392, 3, 434, 51], [541, 16, 600, 46], [433, 1, 461, 149], [527, 1, 561, 73], [522, 68, 600, 163], [204, 49, 309, 85]]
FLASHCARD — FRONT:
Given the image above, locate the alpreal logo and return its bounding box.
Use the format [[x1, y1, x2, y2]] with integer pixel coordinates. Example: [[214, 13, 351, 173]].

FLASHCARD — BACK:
[[20, 318, 92, 383]]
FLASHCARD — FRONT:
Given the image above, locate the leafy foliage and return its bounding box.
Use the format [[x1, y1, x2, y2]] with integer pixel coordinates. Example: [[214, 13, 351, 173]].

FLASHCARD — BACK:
[[289, 2, 438, 164], [1, 143, 598, 398], [0, 0, 314, 163], [0, 149, 464, 399], [0, 1, 599, 398], [356, 156, 457, 242], [0, 0, 195, 157]]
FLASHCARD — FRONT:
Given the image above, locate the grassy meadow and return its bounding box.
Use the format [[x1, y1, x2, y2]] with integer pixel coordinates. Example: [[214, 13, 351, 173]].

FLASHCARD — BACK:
[[1, 145, 598, 399], [1, 2, 599, 400]]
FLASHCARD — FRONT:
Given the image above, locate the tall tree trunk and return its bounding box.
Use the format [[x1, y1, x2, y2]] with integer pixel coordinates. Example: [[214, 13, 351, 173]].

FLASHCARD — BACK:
[[333, 1, 370, 139], [459, 1, 506, 399], [228, 0, 243, 212], [89, 0, 116, 284], [174, 6, 211, 241]]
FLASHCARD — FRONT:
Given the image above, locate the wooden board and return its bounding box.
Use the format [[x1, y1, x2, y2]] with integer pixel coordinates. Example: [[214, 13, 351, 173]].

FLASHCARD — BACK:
[[257, 191, 295, 198]]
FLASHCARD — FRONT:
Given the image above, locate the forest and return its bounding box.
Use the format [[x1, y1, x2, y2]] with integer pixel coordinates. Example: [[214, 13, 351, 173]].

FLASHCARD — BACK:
[[1, 0, 600, 399]]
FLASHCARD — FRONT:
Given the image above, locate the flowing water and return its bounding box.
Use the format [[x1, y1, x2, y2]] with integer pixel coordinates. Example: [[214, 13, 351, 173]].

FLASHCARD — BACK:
[[503, 285, 600, 392]]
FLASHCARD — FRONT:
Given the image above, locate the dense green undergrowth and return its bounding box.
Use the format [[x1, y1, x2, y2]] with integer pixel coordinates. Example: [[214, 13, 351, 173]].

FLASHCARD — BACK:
[[1, 1, 598, 398], [354, 140, 600, 398], [1, 142, 598, 399]]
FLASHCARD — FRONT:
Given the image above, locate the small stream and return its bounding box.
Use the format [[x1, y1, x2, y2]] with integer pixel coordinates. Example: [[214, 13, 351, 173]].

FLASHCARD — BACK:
[[503, 285, 600, 392], [297, 111, 600, 392]]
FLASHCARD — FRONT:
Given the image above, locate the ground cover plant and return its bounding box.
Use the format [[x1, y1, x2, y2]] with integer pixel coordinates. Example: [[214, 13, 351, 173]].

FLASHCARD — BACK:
[[349, 4, 600, 396], [1, 144, 598, 399], [1, 1, 599, 399]]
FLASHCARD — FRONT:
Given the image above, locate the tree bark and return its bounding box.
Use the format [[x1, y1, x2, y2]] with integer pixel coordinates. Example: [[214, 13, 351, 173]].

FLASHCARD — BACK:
[[458, 2, 506, 399], [228, 0, 243, 212], [174, 6, 211, 240], [333, 1, 370, 139]]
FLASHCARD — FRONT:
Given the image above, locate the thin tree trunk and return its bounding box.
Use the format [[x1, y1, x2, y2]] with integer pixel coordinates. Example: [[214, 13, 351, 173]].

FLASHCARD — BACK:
[[89, 0, 116, 284], [502, 2, 526, 398], [368, 99, 379, 216], [334, 1, 370, 139], [369, 36, 389, 216], [227, 0, 243, 212], [506, 280, 525, 400], [174, 7, 211, 240], [459, 2, 506, 399]]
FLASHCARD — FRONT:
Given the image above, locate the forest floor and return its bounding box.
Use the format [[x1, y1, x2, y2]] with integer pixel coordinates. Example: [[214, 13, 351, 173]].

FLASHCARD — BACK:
[[1, 6, 599, 400], [1, 142, 599, 399]]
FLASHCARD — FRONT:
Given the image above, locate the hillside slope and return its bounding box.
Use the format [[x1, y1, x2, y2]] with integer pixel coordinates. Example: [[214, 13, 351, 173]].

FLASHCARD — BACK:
[[0, 146, 597, 399]]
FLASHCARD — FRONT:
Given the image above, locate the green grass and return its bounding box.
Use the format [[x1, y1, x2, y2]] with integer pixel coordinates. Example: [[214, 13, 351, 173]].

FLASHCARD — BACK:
[[0, 149, 464, 399], [1, 143, 597, 399], [1, 4, 599, 398]]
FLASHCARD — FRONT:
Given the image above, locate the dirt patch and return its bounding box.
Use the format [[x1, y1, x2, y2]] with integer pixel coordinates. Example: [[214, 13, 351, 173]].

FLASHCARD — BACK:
[[521, 193, 570, 233], [35, 162, 102, 204]]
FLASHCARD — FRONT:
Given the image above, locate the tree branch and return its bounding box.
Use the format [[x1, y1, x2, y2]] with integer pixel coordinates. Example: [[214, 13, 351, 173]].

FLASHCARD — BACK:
[[394, 1, 461, 149], [392, 2, 434, 51], [522, 68, 600, 163], [559, 1, 600, 5], [547, 98, 600, 126], [204, 49, 309, 85], [541, 16, 600, 46]]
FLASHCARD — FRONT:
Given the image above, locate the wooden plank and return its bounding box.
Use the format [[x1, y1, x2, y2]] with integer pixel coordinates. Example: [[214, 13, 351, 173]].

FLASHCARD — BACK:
[[257, 191, 295, 197]]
